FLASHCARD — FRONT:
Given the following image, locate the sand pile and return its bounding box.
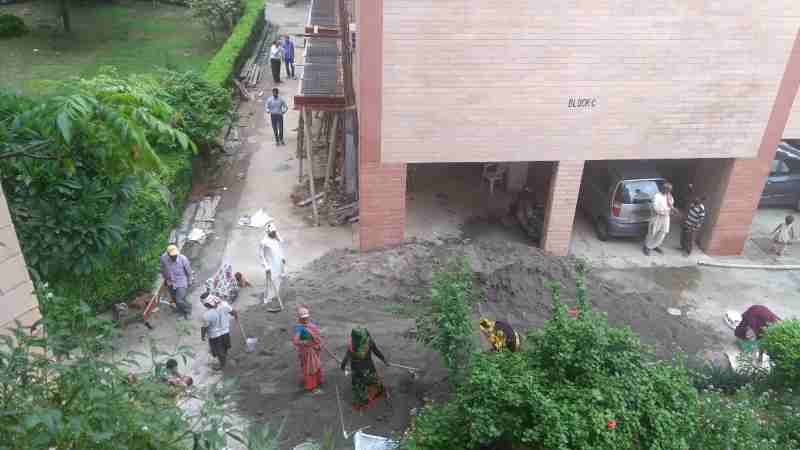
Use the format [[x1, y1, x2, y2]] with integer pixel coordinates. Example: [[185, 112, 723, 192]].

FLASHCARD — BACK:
[[227, 240, 723, 445]]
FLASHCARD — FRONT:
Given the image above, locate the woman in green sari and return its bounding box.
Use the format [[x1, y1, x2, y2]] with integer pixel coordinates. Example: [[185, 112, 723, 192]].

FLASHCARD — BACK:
[[340, 328, 389, 410]]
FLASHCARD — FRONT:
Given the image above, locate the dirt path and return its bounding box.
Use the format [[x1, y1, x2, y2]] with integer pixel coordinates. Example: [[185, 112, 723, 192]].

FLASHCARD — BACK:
[[228, 239, 726, 448]]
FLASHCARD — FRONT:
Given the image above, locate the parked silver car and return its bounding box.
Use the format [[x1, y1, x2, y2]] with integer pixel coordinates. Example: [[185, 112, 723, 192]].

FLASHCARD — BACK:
[[579, 162, 666, 241]]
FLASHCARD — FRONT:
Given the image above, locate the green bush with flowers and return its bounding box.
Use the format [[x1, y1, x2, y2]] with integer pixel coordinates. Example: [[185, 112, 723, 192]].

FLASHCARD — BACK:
[[402, 262, 699, 450]]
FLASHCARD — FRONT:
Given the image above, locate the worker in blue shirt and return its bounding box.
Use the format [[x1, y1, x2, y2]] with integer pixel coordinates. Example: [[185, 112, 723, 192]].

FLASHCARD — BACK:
[[282, 35, 296, 80]]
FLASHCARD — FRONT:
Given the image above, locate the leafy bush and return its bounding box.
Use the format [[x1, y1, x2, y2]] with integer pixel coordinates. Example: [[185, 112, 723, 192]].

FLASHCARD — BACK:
[[403, 264, 699, 450], [1, 68, 229, 312], [49, 150, 192, 310], [152, 70, 232, 152], [0, 301, 285, 450], [0, 14, 27, 39], [415, 258, 482, 383], [204, 0, 267, 87], [762, 319, 800, 386]]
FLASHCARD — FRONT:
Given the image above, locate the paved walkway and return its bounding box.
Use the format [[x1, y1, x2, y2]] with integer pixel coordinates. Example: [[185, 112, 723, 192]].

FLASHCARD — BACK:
[[114, 2, 355, 448]]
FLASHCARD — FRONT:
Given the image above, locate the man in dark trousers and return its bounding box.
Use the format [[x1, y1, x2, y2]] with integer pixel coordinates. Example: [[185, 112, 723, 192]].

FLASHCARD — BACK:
[[681, 196, 706, 256], [269, 40, 282, 83], [265, 88, 289, 145], [281, 35, 295, 79], [201, 294, 238, 371]]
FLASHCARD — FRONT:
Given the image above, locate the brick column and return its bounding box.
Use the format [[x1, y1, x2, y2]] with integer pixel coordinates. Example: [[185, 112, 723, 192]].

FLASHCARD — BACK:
[[704, 30, 800, 255], [356, 0, 407, 250], [541, 160, 584, 255]]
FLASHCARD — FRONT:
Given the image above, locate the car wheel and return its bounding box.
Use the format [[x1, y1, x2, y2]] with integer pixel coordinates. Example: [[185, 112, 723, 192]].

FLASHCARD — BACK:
[[595, 218, 609, 241]]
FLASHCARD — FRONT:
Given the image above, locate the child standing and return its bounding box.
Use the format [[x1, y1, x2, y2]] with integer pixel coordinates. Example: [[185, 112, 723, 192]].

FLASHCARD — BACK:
[[771, 215, 797, 256]]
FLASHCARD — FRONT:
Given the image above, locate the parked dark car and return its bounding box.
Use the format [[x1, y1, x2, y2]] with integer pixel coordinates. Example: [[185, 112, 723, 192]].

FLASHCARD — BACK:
[[759, 140, 800, 210]]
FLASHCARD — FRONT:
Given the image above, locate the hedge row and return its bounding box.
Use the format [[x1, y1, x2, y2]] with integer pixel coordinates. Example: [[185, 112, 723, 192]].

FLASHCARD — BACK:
[[204, 0, 268, 87]]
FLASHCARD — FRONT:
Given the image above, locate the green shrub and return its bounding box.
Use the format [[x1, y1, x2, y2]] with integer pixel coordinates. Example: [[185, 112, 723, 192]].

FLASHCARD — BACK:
[[402, 264, 699, 450], [414, 258, 482, 384], [153, 70, 232, 152], [204, 0, 267, 87], [0, 14, 27, 39], [762, 319, 800, 386], [50, 149, 193, 310]]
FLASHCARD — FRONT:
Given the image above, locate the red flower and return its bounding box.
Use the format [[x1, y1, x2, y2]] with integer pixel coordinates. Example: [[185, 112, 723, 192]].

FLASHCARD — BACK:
[[607, 420, 617, 430], [568, 308, 578, 318]]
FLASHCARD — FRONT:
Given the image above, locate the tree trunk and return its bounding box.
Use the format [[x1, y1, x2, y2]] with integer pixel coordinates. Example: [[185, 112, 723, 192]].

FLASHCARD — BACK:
[[58, 0, 71, 32]]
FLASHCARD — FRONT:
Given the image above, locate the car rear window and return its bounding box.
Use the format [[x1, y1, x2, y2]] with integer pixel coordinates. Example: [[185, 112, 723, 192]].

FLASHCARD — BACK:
[[618, 180, 664, 205]]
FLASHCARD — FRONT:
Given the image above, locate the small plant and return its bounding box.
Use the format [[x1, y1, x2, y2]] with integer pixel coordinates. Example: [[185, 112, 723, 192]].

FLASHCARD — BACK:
[[415, 258, 482, 384], [0, 14, 27, 39], [762, 319, 800, 386]]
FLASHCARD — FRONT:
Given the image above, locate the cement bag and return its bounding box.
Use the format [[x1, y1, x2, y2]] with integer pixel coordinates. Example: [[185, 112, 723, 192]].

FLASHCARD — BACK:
[[354, 431, 398, 450]]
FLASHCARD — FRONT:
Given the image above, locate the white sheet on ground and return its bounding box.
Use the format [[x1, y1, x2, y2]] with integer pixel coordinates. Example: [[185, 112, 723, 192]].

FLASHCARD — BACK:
[[354, 431, 398, 450]]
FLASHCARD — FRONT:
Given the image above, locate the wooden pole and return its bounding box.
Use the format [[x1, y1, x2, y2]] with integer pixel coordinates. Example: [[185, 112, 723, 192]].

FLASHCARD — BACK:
[[304, 109, 320, 226], [324, 113, 340, 191], [297, 111, 304, 183]]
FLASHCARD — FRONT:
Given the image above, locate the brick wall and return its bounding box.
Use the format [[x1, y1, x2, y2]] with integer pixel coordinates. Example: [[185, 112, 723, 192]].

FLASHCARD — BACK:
[[705, 30, 800, 255], [356, 0, 406, 250], [0, 185, 39, 334], [541, 161, 584, 256], [380, 0, 800, 163]]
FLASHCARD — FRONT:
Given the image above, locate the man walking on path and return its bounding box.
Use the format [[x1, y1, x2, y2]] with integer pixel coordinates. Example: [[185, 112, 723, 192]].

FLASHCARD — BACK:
[[201, 294, 238, 371], [266, 88, 289, 145], [269, 40, 283, 83], [160, 244, 193, 320], [282, 35, 295, 79], [258, 223, 286, 312], [681, 196, 706, 256], [643, 182, 676, 256]]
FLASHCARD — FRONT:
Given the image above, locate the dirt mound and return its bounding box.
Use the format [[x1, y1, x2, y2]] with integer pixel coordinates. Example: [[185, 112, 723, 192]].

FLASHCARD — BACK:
[[227, 240, 724, 447]]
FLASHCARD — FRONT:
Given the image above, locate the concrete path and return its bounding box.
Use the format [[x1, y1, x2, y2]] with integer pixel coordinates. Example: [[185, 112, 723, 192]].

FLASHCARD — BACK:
[[113, 2, 355, 448]]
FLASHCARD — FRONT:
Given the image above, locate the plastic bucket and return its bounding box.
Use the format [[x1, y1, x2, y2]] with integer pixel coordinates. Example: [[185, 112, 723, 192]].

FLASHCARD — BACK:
[[246, 337, 258, 353]]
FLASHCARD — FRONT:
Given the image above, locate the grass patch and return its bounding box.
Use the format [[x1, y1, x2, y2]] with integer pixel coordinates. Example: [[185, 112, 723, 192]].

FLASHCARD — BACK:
[[0, 0, 220, 94]]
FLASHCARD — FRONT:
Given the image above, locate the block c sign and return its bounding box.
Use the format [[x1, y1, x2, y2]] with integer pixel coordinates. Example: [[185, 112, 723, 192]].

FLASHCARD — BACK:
[[568, 97, 597, 109]]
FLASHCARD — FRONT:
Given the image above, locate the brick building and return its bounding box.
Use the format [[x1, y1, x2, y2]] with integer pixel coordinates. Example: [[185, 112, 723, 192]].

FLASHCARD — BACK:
[[351, 0, 800, 255]]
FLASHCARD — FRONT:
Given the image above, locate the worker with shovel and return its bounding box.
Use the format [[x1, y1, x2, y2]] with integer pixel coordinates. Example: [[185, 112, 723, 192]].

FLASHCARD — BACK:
[[259, 223, 285, 312], [340, 328, 389, 411], [293, 307, 325, 394], [201, 294, 238, 371]]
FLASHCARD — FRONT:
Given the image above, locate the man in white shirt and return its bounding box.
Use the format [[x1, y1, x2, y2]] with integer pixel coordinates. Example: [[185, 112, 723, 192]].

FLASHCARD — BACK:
[[643, 182, 676, 256], [259, 223, 286, 312], [269, 40, 283, 83], [201, 294, 238, 370]]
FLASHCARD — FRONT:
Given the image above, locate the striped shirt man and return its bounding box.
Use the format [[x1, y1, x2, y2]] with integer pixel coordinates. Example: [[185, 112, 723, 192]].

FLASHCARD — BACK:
[[684, 200, 706, 231]]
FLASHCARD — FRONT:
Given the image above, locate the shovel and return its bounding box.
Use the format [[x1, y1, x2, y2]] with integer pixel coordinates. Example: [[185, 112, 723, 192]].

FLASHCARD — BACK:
[[238, 319, 258, 353]]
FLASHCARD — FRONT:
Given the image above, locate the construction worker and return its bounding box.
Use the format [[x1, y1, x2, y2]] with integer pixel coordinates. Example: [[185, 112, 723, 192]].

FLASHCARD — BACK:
[[258, 222, 286, 312], [201, 294, 238, 370]]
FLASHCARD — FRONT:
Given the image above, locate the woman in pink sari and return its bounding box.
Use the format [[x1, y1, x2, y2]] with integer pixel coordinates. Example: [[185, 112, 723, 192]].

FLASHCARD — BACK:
[[292, 307, 324, 393]]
